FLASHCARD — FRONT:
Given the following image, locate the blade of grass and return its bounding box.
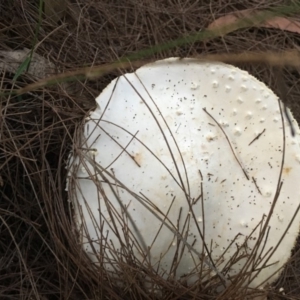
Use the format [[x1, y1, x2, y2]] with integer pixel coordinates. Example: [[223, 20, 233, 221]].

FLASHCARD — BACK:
[[5, 2, 300, 94], [13, 0, 44, 82], [12, 56, 31, 81]]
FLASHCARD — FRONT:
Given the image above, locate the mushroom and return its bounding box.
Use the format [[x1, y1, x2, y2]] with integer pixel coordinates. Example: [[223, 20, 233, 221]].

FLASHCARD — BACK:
[[67, 58, 300, 294]]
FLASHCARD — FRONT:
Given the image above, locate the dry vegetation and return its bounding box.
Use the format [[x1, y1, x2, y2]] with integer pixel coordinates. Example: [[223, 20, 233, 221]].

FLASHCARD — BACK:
[[1, 0, 300, 299]]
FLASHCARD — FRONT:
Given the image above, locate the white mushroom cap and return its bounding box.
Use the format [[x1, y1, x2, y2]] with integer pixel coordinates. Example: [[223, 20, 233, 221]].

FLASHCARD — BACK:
[[68, 58, 300, 291]]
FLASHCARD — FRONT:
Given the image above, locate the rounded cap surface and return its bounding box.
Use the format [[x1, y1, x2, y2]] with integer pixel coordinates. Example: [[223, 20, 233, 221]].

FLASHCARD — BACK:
[[68, 58, 300, 290]]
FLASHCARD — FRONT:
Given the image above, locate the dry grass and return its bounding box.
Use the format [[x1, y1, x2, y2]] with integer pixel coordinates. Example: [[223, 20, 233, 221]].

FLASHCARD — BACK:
[[1, 0, 300, 299]]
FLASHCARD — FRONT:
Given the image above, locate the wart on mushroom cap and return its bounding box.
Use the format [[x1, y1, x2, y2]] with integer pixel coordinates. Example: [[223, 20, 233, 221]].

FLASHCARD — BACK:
[[68, 58, 300, 293]]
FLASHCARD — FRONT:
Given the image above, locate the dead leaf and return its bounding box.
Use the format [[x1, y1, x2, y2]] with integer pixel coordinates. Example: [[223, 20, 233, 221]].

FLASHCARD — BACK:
[[0, 48, 55, 79], [264, 16, 300, 34], [44, 0, 67, 23], [208, 9, 300, 35]]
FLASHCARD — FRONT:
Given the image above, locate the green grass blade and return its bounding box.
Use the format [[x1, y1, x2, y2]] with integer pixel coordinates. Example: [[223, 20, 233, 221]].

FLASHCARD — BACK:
[[13, 0, 44, 82], [12, 56, 31, 81]]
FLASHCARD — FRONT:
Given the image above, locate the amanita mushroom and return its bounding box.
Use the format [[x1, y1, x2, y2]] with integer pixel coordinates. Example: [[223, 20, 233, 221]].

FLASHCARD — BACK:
[[67, 58, 300, 294]]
